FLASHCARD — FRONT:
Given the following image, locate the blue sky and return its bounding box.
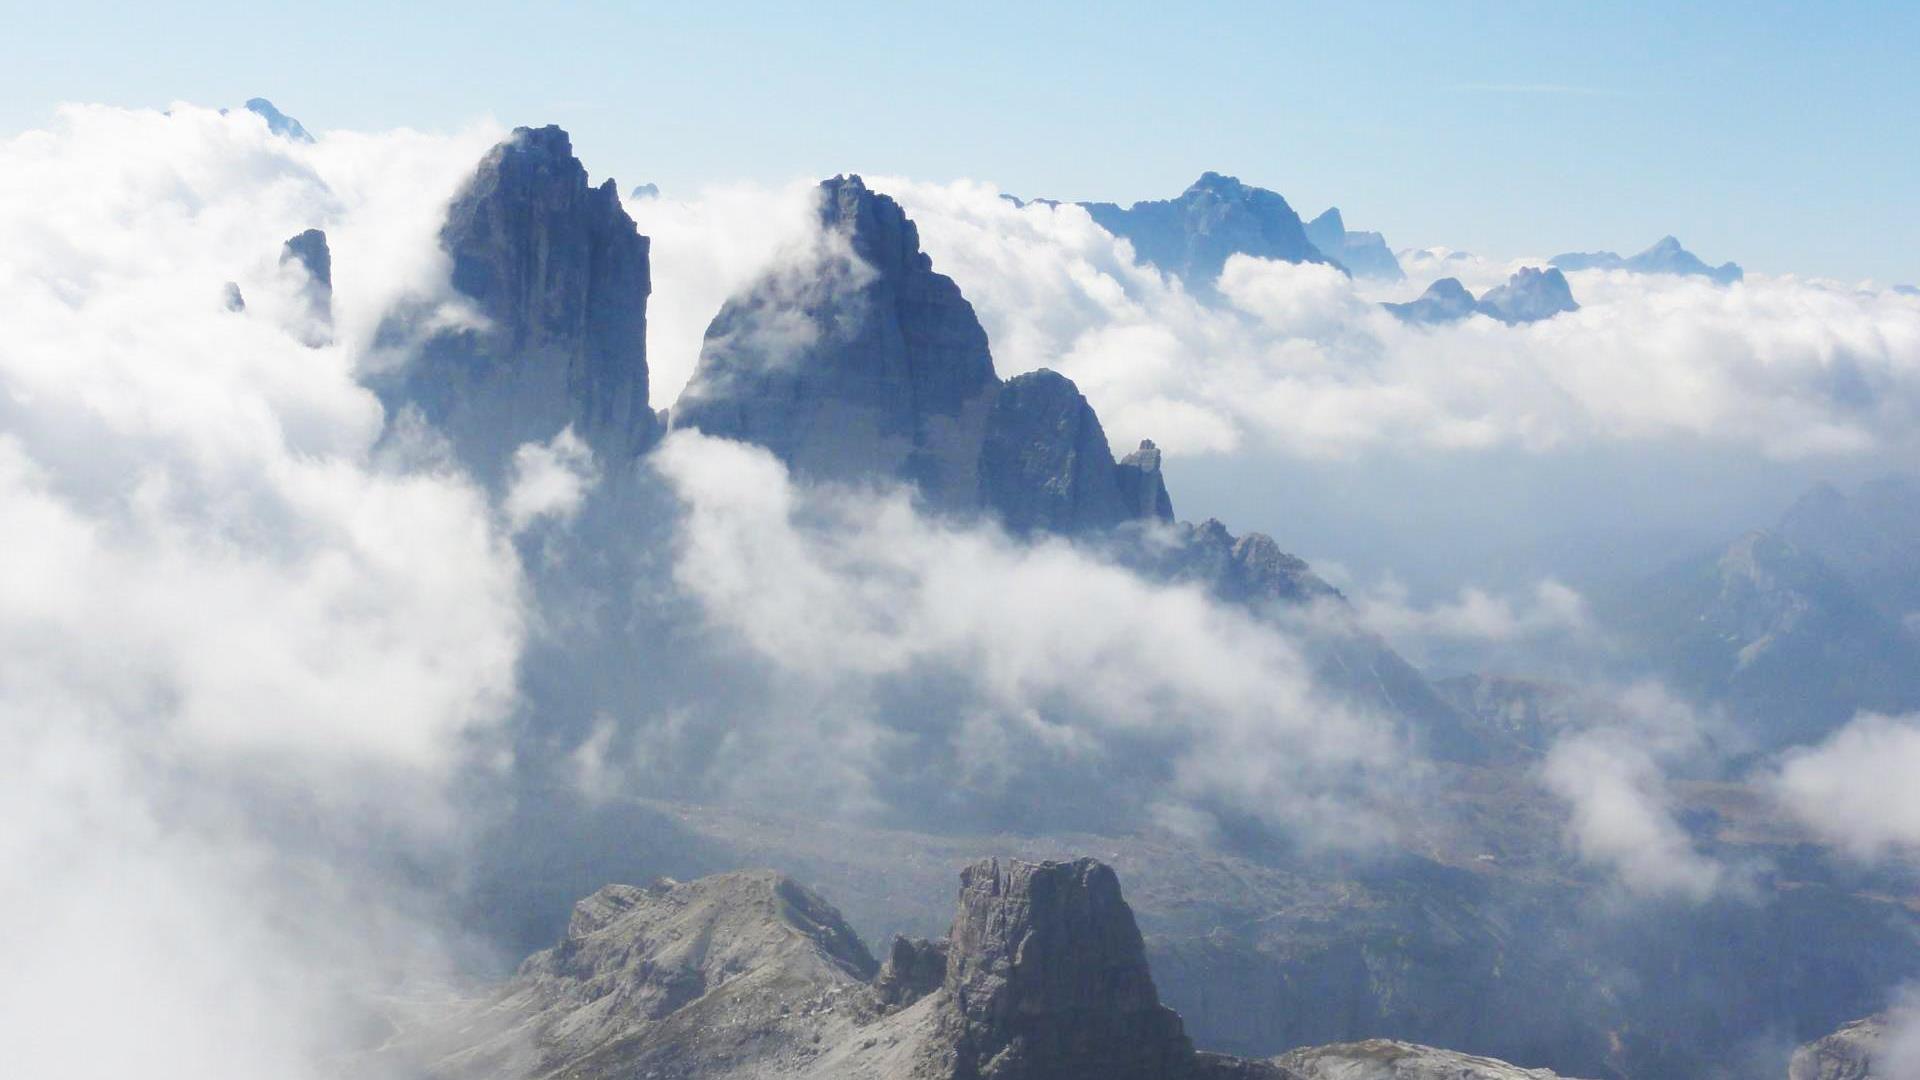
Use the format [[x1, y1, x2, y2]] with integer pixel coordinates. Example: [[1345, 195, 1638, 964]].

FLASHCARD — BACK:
[[3, 1, 1915, 281]]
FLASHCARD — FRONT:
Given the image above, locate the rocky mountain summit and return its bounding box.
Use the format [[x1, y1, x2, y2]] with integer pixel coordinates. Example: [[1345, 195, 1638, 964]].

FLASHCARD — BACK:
[[1474, 267, 1580, 325], [1081, 172, 1341, 291], [279, 227, 332, 345], [1551, 236, 1742, 284], [1305, 207, 1405, 280], [1382, 278, 1479, 324], [1387, 268, 1578, 326], [1275, 1040, 1584, 1079], [1790, 1011, 1910, 1079], [242, 96, 312, 142], [401, 857, 1582, 1080], [671, 173, 1171, 534], [375, 125, 656, 481], [1606, 528, 1920, 751]]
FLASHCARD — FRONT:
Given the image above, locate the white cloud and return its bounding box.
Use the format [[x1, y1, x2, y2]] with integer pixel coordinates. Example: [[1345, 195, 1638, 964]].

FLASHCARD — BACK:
[[650, 429, 1418, 841], [626, 179, 825, 406], [1771, 712, 1920, 859], [505, 426, 599, 533], [876, 178, 1920, 463], [0, 103, 529, 1078], [1342, 577, 1591, 650], [1538, 684, 1727, 901]]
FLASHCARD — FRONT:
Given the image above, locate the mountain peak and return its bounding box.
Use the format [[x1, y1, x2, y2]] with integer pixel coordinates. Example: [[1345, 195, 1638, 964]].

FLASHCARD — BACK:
[[942, 857, 1198, 1080], [243, 97, 313, 142], [374, 123, 655, 480]]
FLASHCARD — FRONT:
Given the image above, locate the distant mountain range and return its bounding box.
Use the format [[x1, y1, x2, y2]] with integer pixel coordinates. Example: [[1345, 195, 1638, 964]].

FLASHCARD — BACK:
[[1602, 486, 1920, 752], [1386, 267, 1580, 326], [1551, 236, 1743, 284]]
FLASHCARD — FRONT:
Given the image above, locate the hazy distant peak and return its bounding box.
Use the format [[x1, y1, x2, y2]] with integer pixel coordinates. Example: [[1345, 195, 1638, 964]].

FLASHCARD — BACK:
[[242, 97, 313, 142]]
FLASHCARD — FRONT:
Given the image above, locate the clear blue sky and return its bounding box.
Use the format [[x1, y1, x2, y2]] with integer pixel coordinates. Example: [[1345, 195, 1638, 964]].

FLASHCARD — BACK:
[[4, 1, 1915, 281]]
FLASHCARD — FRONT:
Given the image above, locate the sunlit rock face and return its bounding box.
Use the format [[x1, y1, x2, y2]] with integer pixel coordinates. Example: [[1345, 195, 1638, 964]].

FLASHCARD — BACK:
[[379, 124, 657, 481]]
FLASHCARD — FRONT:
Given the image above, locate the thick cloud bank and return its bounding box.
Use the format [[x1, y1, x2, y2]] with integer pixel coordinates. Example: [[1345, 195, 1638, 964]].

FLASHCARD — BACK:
[[0, 104, 524, 1079], [649, 430, 1418, 842], [641, 177, 1920, 464]]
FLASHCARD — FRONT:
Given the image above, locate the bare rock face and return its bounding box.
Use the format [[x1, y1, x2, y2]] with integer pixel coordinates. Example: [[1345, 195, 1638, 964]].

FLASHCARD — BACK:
[[1081, 172, 1341, 291], [874, 934, 949, 1008], [379, 125, 655, 480], [1383, 278, 1477, 325], [977, 370, 1131, 535], [412, 870, 878, 1079], [673, 174, 1176, 539], [1272, 1039, 1588, 1079], [673, 173, 998, 511], [1790, 1013, 1894, 1080], [279, 227, 332, 345], [937, 857, 1197, 1080], [1115, 439, 1175, 522], [1474, 267, 1578, 325]]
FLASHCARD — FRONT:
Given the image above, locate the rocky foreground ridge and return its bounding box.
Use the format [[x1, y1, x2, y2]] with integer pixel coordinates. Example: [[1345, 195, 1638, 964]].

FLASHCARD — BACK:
[[396, 857, 1585, 1080]]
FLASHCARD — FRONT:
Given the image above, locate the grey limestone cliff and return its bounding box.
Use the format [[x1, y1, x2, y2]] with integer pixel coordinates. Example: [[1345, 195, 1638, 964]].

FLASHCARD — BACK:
[[377, 125, 656, 481]]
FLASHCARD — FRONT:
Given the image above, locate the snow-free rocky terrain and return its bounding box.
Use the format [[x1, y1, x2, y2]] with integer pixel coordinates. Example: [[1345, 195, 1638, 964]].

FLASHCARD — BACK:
[[391, 857, 1587, 1080]]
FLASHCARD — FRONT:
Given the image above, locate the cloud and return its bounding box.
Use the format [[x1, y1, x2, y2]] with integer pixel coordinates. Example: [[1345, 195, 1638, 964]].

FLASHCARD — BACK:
[[648, 429, 1420, 842], [505, 426, 598, 534], [1340, 577, 1591, 652], [1538, 684, 1727, 901], [1770, 712, 1920, 859], [874, 177, 1920, 463], [0, 103, 529, 1078], [626, 179, 826, 405]]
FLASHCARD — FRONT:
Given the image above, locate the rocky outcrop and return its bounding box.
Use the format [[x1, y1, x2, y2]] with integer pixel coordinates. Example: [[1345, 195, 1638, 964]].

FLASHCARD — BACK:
[[874, 935, 948, 1008], [1382, 277, 1479, 325], [673, 174, 1177, 538], [243, 97, 313, 142], [280, 227, 332, 345], [1386, 270, 1578, 327], [1474, 267, 1579, 325], [222, 281, 246, 312], [408, 870, 879, 1079], [397, 857, 1611, 1080], [978, 370, 1131, 534], [1305, 208, 1405, 281], [673, 173, 999, 510], [1790, 1013, 1892, 1079], [1082, 172, 1341, 291], [1115, 439, 1175, 522], [1551, 236, 1742, 284], [937, 858, 1197, 1080], [378, 125, 655, 481], [1272, 1040, 1586, 1079]]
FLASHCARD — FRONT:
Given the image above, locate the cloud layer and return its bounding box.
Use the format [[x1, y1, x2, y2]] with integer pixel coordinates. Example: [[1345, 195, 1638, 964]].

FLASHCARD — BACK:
[[0, 103, 525, 1079]]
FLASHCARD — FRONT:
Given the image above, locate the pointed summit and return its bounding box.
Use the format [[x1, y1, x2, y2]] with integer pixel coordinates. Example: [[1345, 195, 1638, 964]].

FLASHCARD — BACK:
[[672, 173, 998, 508], [1306, 207, 1405, 280], [1079, 172, 1340, 291], [1475, 266, 1579, 325], [377, 124, 655, 480], [673, 175, 1179, 536], [243, 97, 313, 142], [939, 858, 1197, 1080], [1550, 236, 1742, 284]]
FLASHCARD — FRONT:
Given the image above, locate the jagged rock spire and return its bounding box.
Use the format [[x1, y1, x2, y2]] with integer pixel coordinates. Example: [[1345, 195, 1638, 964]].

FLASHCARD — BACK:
[[673, 173, 999, 509], [939, 857, 1197, 1080], [377, 124, 655, 480], [280, 228, 332, 346]]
